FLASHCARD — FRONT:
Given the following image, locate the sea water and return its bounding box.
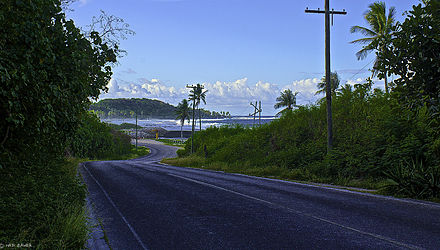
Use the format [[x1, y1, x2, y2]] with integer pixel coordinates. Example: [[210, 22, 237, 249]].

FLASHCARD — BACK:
[[102, 116, 276, 131]]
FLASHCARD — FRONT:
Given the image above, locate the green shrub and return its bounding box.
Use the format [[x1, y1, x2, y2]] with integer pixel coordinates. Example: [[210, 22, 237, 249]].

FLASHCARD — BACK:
[[68, 112, 132, 159], [173, 81, 440, 199], [384, 160, 440, 199]]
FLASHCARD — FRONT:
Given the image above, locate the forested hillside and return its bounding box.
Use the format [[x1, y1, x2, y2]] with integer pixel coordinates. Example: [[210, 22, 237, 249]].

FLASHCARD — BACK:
[[90, 98, 228, 119]]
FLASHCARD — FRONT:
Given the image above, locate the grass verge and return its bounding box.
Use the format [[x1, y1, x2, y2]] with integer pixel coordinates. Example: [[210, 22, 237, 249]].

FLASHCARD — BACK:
[[156, 138, 186, 147], [1, 158, 89, 249], [82, 145, 150, 161], [162, 156, 389, 193], [109, 145, 150, 160]]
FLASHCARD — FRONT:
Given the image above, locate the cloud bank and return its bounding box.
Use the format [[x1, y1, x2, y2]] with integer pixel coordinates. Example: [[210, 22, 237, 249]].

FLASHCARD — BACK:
[[100, 76, 383, 115]]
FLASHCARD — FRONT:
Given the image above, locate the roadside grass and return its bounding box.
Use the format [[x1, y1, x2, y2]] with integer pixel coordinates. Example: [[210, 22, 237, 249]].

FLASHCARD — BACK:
[[39, 158, 89, 250], [162, 156, 388, 193], [17, 146, 150, 249], [81, 145, 150, 162], [108, 145, 150, 160], [1, 158, 89, 249], [156, 138, 186, 147]]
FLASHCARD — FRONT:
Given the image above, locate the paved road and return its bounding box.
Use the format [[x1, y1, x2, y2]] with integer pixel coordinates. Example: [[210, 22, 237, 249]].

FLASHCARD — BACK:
[[80, 140, 440, 249]]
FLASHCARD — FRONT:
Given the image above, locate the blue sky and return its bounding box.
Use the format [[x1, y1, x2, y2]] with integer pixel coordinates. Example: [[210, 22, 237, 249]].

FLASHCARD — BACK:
[[67, 0, 420, 115]]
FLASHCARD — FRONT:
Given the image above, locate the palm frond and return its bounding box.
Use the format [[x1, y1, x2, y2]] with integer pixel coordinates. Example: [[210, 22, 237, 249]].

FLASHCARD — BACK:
[[386, 6, 396, 30], [350, 37, 375, 45], [355, 46, 374, 60], [350, 26, 376, 37], [273, 102, 284, 109]]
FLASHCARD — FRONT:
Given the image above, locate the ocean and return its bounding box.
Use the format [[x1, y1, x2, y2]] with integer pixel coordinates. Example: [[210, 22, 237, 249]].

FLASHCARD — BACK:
[[102, 116, 277, 131]]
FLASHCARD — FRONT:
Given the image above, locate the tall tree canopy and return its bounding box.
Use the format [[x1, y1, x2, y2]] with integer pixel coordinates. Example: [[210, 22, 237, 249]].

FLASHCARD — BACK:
[[350, 1, 396, 94], [0, 0, 116, 164], [376, 0, 440, 118]]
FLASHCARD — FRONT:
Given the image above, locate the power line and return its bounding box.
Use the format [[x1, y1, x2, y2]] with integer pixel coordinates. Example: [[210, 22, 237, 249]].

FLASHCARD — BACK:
[[349, 58, 375, 81]]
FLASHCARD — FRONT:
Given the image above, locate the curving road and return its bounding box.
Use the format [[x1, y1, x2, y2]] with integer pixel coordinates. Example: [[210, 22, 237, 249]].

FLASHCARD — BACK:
[[80, 140, 440, 250]]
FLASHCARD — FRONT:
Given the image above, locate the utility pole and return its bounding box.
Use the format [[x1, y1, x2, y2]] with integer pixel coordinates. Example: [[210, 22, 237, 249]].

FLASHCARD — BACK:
[[135, 111, 138, 150], [258, 101, 262, 126], [249, 101, 262, 127], [305, 1, 346, 153]]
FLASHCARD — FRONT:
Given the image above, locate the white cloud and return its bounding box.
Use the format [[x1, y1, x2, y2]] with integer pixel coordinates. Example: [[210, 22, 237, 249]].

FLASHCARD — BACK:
[[203, 78, 279, 105], [100, 78, 283, 115], [281, 78, 321, 105], [371, 78, 386, 90], [345, 78, 364, 86], [345, 77, 386, 91], [100, 76, 384, 115]]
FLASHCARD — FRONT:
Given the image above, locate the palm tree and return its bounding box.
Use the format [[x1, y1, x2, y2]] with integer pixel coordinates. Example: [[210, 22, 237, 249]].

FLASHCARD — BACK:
[[188, 84, 207, 152], [274, 89, 298, 116], [176, 99, 190, 139], [350, 1, 396, 94], [315, 72, 340, 96], [194, 84, 208, 132]]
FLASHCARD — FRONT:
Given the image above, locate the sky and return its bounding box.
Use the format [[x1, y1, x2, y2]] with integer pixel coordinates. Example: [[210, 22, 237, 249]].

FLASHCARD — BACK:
[[66, 0, 420, 115]]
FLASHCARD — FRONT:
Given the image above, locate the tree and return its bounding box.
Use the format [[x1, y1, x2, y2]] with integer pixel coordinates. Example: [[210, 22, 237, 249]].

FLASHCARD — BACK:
[[274, 89, 299, 116], [316, 72, 340, 96], [176, 99, 190, 139], [350, 1, 396, 94], [0, 0, 118, 245], [188, 84, 207, 131], [0, 0, 116, 154], [195, 85, 208, 131], [376, 1, 440, 118]]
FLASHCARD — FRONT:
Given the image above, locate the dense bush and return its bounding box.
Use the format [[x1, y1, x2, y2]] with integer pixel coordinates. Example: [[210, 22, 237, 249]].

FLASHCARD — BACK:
[[68, 112, 132, 159]]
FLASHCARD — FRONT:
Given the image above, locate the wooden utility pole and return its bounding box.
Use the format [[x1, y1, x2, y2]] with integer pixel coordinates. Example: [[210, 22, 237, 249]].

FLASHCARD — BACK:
[[135, 111, 138, 150], [249, 101, 262, 128], [259, 101, 262, 126], [305, 1, 346, 153]]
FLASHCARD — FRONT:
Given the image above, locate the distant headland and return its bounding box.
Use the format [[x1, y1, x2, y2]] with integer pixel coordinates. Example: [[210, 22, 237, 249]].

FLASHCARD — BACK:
[[90, 98, 230, 119]]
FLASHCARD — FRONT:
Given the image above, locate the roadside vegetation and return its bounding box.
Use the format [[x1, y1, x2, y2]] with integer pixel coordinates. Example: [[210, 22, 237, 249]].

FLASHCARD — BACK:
[[156, 138, 186, 147], [165, 1, 440, 201], [69, 112, 149, 160], [0, 0, 137, 248]]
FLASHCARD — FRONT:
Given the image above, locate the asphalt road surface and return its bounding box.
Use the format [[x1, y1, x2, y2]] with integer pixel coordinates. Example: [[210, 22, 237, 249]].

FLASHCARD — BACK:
[[80, 140, 440, 250]]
